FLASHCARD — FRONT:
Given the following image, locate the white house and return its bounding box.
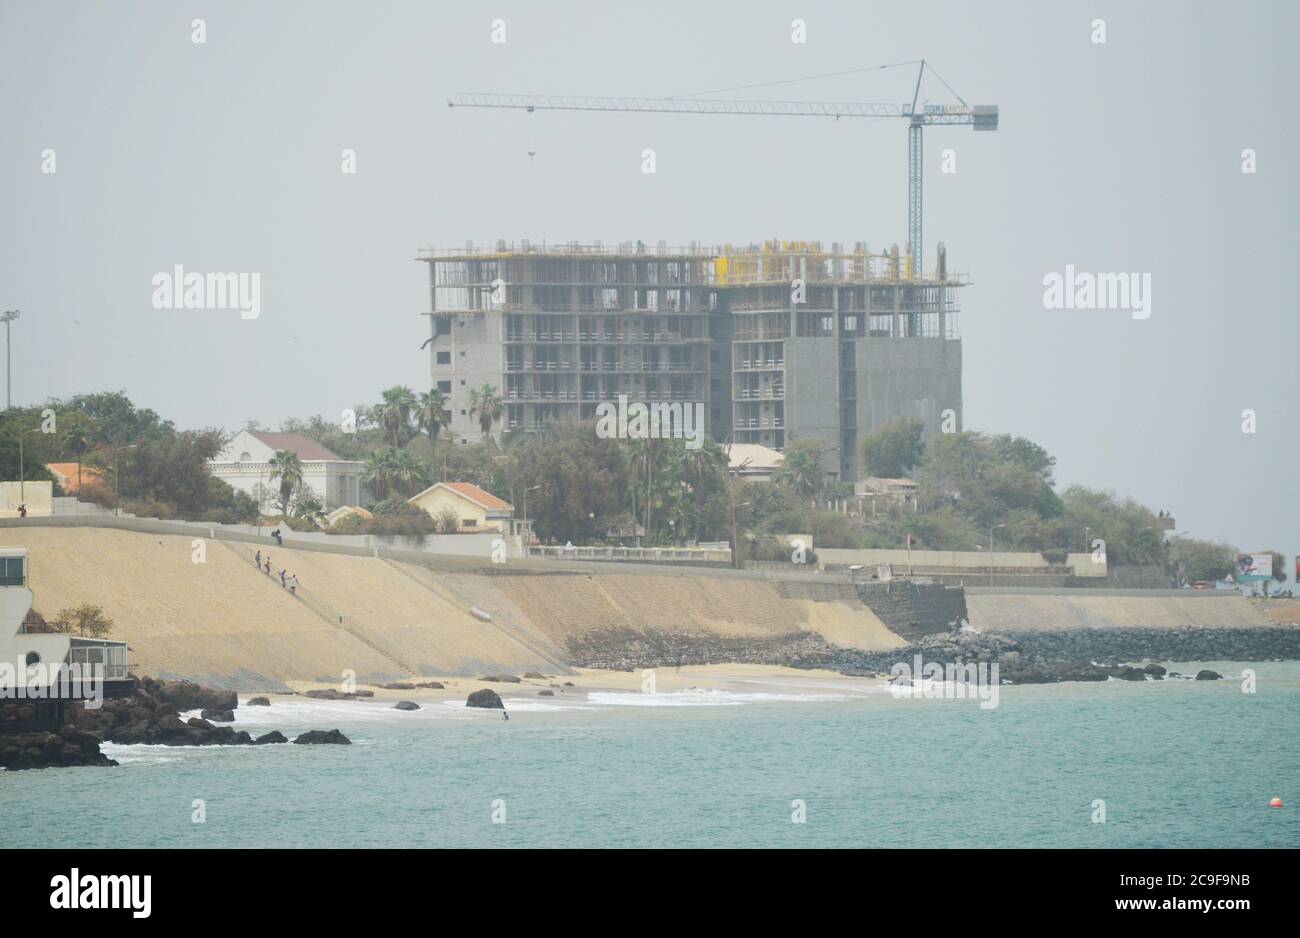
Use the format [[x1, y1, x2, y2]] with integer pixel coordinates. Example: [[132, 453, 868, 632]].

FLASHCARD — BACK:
[[407, 481, 518, 534], [725, 443, 785, 483], [0, 547, 133, 729], [208, 430, 367, 513]]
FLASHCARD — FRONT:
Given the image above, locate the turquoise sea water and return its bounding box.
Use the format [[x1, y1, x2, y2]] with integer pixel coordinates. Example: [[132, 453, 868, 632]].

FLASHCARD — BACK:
[[4, 662, 1297, 848]]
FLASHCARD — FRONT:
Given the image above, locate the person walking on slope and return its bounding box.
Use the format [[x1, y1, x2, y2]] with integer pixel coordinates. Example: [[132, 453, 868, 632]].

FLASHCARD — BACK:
[[279, 569, 287, 588], [289, 574, 298, 595], [264, 556, 271, 575], [255, 549, 262, 568]]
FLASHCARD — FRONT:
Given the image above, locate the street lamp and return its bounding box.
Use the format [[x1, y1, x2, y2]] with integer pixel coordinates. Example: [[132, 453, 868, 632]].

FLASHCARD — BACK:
[[112, 443, 139, 516], [521, 484, 540, 555], [1, 309, 21, 410], [990, 523, 1008, 586], [730, 501, 750, 569]]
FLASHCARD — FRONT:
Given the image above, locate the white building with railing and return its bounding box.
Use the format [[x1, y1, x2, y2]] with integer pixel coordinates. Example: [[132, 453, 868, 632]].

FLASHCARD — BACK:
[[0, 547, 133, 731]]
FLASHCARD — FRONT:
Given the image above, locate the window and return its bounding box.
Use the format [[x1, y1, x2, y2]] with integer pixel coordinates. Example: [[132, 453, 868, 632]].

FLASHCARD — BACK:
[[710, 349, 720, 363], [436, 380, 451, 393], [0, 556, 25, 586], [436, 351, 450, 365], [462, 518, 477, 528], [239, 451, 251, 462]]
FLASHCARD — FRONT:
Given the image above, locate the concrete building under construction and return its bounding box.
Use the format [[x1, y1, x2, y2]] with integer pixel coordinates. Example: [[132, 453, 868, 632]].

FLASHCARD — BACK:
[[417, 239, 964, 481]]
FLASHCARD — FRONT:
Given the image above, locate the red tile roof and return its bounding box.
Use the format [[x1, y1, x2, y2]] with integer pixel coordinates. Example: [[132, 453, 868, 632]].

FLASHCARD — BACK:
[[46, 462, 106, 495], [442, 482, 513, 512], [249, 431, 342, 462]]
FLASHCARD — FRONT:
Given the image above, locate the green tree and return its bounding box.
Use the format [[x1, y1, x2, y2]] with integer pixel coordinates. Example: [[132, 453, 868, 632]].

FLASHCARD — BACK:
[[290, 493, 327, 526], [775, 439, 829, 501], [390, 447, 430, 497], [988, 434, 1056, 483], [92, 428, 231, 517], [57, 391, 175, 445], [1168, 537, 1236, 584], [415, 389, 450, 450], [468, 384, 504, 444], [860, 417, 925, 478], [266, 449, 304, 516], [0, 408, 58, 490], [507, 421, 626, 543], [363, 448, 399, 501], [380, 386, 418, 447], [50, 603, 114, 639]]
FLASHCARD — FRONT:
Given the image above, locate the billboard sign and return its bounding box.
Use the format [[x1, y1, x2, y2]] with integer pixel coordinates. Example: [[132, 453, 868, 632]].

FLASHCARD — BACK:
[[1236, 552, 1273, 581]]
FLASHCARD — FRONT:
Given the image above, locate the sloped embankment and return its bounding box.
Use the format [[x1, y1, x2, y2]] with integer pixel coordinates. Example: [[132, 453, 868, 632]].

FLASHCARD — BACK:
[[487, 571, 906, 669], [0, 529, 563, 687]]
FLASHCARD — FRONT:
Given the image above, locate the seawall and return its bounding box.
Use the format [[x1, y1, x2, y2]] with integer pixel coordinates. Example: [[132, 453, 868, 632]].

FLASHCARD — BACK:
[[1, 525, 1292, 688]]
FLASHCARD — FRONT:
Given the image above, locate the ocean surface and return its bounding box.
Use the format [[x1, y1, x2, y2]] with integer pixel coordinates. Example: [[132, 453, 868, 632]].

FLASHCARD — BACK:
[[4, 662, 1298, 848]]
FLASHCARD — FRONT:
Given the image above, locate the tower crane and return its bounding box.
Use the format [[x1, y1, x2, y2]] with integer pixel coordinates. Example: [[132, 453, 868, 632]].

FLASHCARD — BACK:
[[448, 60, 997, 275]]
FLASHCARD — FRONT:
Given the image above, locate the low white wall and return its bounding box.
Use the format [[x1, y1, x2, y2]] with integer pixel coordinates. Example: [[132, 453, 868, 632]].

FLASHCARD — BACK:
[[0, 481, 53, 517], [817, 547, 1105, 577]]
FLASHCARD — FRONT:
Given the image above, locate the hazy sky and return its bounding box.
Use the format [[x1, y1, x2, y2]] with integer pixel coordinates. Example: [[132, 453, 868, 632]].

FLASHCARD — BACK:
[[2, 0, 1296, 557]]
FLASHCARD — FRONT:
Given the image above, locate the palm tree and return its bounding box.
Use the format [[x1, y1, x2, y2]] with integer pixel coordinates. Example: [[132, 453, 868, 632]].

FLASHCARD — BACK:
[[267, 450, 304, 516], [380, 386, 418, 447], [391, 448, 430, 498], [363, 448, 399, 501], [468, 384, 504, 444], [415, 388, 450, 449], [65, 426, 90, 496], [776, 440, 826, 502]]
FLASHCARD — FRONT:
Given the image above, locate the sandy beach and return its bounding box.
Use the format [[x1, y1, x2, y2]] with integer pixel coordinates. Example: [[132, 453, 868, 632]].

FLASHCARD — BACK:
[[276, 663, 888, 707]]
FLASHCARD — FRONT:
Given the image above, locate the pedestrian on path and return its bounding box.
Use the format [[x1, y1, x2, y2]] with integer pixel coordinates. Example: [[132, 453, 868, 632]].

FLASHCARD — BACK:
[[289, 574, 298, 595], [279, 569, 287, 588]]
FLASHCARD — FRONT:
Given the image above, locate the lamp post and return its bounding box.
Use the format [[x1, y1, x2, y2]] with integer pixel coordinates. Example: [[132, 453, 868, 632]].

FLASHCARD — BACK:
[[1, 309, 21, 410], [730, 501, 750, 569], [112, 443, 138, 516], [990, 523, 1007, 586], [521, 484, 540, 556]]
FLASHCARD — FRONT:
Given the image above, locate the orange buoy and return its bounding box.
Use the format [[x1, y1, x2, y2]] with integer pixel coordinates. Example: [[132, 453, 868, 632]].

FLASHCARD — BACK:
[[1270, 797, 1283, 808]]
